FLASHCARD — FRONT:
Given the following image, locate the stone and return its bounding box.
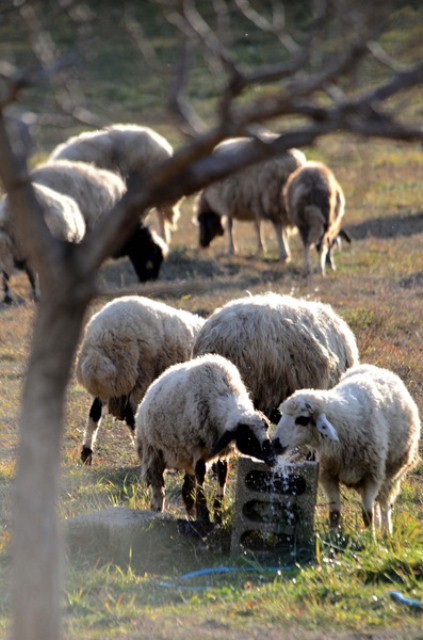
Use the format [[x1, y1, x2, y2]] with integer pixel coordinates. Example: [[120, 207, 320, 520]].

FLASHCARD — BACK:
[[65, 507, 197, 572]]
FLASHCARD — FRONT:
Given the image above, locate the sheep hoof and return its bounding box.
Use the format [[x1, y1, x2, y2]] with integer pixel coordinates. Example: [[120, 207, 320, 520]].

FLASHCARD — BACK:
[[177, 519, 215, 539], [80, 447, 93, 465]]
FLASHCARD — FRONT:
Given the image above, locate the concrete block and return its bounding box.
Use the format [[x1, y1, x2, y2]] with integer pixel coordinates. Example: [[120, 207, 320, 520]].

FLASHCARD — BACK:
[[230, 457, 319, 561]]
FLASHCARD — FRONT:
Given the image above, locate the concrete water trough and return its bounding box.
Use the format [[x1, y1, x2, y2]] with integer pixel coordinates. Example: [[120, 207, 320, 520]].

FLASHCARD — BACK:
[[231, 456, 319, 561]]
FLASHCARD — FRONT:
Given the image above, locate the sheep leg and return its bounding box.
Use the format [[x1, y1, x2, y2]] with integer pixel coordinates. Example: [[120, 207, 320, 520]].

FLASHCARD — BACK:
[[226, 217, 236, 255], [377, 479, 401, 535], [273, 222, 291, 262], [182, 473, 196, 518], [318, 243, 329, 276], [320, 474, 342, 529], [81, 397, 103, 465], [24, 263, 39, 301], [212, 459, 229, 524], [124, 401, 136, 444], [378, 499, 393, 535], [325, 240, 337, 272], [302, 244, 313, 276], [194, 458, 211, 524], [360, 482, 380, 530], [253, 219, 264, 256], [147, 451, 166, 511], [2, 271, 13, 304], [155, 208, 167, 243], [374, 502, 382, 529]]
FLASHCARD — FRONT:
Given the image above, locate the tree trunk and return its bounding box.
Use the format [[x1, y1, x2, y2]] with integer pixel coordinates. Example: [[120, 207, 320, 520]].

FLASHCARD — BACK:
[[11, 283, 92, 640]]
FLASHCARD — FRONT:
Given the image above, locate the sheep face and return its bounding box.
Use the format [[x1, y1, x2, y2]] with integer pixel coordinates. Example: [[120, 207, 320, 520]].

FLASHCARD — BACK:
[[115, 224, 167, 282], [210, 418, 276, 466], [197, 211, 224, 248], [273, 396, 339, 455]]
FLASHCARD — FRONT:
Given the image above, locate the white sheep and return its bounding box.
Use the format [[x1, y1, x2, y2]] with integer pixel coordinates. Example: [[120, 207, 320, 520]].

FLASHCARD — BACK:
[[31, 159, 168, 284], [0, 183, 86, 303], [135, 353, 275, 527], [193, 292, 359, 422], [272, 364, 421, 533], [49, 123, 182, 243], [195, 135, 306, 260], [31, 159, 126, 231], [283, 160, 349, 275], [76, 295, 206, 465]]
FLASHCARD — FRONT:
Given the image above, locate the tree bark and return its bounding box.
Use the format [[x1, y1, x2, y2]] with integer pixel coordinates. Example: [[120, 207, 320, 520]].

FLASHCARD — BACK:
[[11, 281, 93, 640]]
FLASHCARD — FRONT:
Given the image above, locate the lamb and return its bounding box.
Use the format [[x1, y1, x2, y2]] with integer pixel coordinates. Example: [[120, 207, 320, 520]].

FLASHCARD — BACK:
[[195, 135, 306, 260], [193, 292, 359, 422], [49, 123, 182, 243], [283, 160, 349, 275], [0, 182, 86, 303], [31, 159, 168, 284], [76, 295, 206, 465], [135, 353, 276, 526], [272, 364, 421, 533]]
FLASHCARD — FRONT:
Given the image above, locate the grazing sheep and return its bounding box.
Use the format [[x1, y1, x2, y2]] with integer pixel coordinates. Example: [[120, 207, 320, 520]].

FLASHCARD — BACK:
[[135, 353, 276, 525], [32, 160, 168, 284], [283, 160, 349, 275], [193, 292, 359, 422], [272, 364, 421, 533], [31, 159, 126, 230], [195, 136, 306, 260], [0, 183, 85, 303], [49, 123, 182, 243], [76, 296, 205, 465]]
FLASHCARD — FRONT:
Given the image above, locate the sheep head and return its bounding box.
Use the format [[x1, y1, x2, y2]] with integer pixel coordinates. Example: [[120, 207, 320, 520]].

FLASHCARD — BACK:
[[273, 393, 339, 455], [197, 211, 224, 248], [209, 415, 276, 466]]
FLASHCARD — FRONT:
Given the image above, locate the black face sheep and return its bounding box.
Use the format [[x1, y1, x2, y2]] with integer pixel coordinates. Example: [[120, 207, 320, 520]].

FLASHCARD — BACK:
[[49, 123, 182, 243], [272, 364, 421, 533], [76, 296, 205, 465], [31, 159, 167, 285], [0, 183, 85, 303], [135, 353, 276, 527], [283, 160, 349, 275], [195, 136, 306, 260], [193, 292, 359, 423]]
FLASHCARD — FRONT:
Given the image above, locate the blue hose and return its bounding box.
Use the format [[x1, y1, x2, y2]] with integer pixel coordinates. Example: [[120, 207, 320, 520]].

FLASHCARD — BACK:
[[154, 565, 288, 590], [389, 591, 423, 610]]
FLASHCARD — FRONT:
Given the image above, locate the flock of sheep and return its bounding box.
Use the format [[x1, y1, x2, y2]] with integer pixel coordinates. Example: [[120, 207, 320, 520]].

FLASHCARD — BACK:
[[1, 122, 349, 304], [77, 291, 420, 536], [0, 122, 420, 539]]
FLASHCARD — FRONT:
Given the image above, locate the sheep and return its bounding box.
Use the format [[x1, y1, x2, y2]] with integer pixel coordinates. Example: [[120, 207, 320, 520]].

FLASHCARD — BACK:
[[76, 295, 206, 465], [283, 160, 349, 275], [0, 182, 86, 303], [31, 159, 168, 285], [195, 135, 306, 260], [272, 364, 421, 533], [193, 292, 359, 423], [49, 123, 182, 243], [31, 159, 126, 231], [135, 353, 276, 527]]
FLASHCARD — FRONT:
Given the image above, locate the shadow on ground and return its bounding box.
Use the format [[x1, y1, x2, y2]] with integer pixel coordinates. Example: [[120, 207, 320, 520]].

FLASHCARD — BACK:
[[345, 211, 423, 240]]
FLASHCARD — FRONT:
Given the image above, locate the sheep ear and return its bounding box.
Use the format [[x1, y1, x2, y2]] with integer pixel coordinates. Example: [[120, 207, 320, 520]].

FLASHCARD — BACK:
[[209, 430, 236, 458], [316, 414, 339, 442]]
